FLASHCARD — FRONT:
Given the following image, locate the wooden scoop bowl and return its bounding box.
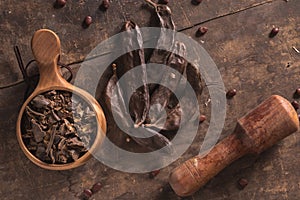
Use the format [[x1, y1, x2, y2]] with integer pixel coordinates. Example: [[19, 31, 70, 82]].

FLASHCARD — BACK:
[[16, 29, 106, 170]]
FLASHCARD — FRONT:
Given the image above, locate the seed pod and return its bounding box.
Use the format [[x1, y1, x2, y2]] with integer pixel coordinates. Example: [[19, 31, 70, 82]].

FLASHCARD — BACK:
[[146, 0, 176, 94], [104, 64, 172, 153], [148, 42, 187, 124], [115, 21, 150, 127]]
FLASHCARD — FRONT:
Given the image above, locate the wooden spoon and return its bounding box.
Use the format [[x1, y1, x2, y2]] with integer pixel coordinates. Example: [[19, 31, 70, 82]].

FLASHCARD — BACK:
[[16, 29, 106, 170]]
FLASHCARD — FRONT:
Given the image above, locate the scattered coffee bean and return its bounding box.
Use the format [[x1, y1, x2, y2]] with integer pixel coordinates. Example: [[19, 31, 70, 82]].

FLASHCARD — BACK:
[[81, 189, 93, 200], [53, 0, 67, 8], [226, 89, 237, 99], [149, 170, 160, 179], [192, 0, 203, 5], [57, 0, 66, 6], [91, 182, 102, 194], [199, 115, 207, 123], [100, 0, 110, 11], [159, 0, 169, 4], [85, 16, 92, 26], [196, 26, 208, 37], [269, 27, 279, 38], [238, 178, 248, 190], [295, 88, 300, 96], [291, 100, 299, 110]]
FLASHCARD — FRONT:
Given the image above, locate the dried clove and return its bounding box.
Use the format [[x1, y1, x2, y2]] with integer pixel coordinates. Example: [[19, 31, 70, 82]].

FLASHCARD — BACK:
[[21, 90, 97, 164]]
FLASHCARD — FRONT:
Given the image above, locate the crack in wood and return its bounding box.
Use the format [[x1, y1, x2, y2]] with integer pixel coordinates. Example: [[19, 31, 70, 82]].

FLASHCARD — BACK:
[[178, 0, 276, 32]]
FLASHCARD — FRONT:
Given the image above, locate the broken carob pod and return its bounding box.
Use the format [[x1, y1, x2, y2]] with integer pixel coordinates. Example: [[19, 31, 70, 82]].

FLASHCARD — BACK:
[[185, 63, 203, 102], [115, 21, 150, 127], [169, 95, 299, 196], [145, 42, 187, 133], [147, 62, 203, 136], [16, 29, 106, 170], [144, 0, 176, 94], [104, 64, 173, 153]]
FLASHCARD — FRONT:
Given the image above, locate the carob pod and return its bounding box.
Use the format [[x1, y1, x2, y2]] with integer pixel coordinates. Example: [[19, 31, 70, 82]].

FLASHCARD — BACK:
[[104, 64, 172, 152], [145, 0, 176, 94], [149, 63, 203, 136], [146, 42, 187, 134], [176, 63, 203, 125], [115, 21, 150, 127], [186, 63, 203, 101]]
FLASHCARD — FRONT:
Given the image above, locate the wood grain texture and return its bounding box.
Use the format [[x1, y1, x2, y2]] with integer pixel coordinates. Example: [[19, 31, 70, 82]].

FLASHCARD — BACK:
[[169, 95, 299, 196], [0, 0, 299, 199]]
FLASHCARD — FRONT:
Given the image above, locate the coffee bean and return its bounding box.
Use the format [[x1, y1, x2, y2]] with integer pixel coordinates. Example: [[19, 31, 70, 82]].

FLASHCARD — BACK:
[[159, 0, 169, 4], [84, 16, 92, 26], [238, 178, 248, 190], [291, 100, 299, 110], [196, 26, 208, 37], [199, 115, 207, 123], [81, 189, 92, 200], [269, 27, 279, 38], [226, 89, 237, 99], [56, 0, 66, 7], [192, 0, 203, 5], [149, 170, 160, 179], [91, 182, 102, 194], [295, 88, 300, 96], [100, 0, 110, 11]]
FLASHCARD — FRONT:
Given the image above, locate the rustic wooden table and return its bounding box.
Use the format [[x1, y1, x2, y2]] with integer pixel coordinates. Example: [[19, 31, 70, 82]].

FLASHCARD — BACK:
[[0, 0, 299, 199]]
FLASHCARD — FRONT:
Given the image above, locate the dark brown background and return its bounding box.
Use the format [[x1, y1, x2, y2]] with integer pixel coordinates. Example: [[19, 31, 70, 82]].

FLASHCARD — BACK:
[[0, 0, 299, 199]]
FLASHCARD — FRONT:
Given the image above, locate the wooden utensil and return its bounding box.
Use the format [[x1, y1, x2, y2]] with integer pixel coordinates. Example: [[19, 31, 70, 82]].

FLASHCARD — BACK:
[[16, 29, 106, 170], [169, 95, 299, 196]]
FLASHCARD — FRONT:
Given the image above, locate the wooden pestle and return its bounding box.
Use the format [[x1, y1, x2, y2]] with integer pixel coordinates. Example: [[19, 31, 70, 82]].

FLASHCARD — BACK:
[[169, 95, 299, 197]]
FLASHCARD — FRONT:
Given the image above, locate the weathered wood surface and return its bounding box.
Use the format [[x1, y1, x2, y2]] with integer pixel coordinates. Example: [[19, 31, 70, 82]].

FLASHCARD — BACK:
[[0, 0, 299, 199]]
